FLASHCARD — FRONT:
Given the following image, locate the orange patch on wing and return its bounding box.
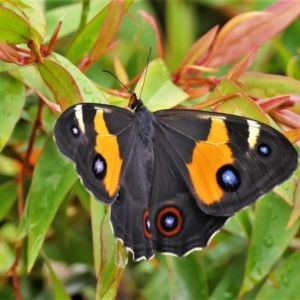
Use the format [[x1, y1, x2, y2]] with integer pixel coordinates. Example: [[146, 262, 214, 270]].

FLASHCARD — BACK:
[[187, 118, 233, 205], [94, 110, 122, 197]]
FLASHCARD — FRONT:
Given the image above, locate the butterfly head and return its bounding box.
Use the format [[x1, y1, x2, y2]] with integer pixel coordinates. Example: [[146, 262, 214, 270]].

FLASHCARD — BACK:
[[129, 92, 144, 111]]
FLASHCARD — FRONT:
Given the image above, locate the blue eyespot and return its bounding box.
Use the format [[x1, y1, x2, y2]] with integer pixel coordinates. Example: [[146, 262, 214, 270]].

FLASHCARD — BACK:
[[257, 143, 271, 157], [217, 164, 241, 192], [93, 154, 106, 180], [156, 207, 183, 236]]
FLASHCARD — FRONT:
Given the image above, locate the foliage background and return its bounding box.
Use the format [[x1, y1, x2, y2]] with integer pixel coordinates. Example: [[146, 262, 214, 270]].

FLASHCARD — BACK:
[[0, 0, 300, 299]]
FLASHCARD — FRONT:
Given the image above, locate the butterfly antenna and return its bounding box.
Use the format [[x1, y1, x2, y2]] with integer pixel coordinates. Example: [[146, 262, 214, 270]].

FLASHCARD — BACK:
[[139, 46, 152, 99], [102, 70, 133, 95]]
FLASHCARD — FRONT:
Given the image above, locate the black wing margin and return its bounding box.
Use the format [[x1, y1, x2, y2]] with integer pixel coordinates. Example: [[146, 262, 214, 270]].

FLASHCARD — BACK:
[[149, 134, 228, 256]]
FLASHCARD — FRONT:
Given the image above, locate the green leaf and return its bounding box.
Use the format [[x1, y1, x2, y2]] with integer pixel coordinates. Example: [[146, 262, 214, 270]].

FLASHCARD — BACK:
[[256, 250, 300, 299], [45, 1, 108, 43], [38, 58, 83, 110], [5, 0, 46, 57], [143, 255, 207, 299], [274, 173, 298, 206], [224, 209, 252, 240], [165, 0, 196, 70], [0, 73, 25, 152], [90, 1, 127, 61], [8, 65, 55, 102], [240, 193, 300, 295], [241, 72, 300, 112], [91, 199, 106, 276], [15, 0, 46, 53], [9, 52, 108, 108], [0, 60, 23, 73], [43, 254, 71, 300], [66, 2, 112, 65], [134, 58, 188, 111], [167, 255, 208, 299], [0, 181, 18, 222], [50, 53, 108, 105], [91, 200, 126, 300], [44, 220, 93, 265], [73, 180, 90, 212], [0, 7, 31, 44], [210, 79, 270, 124], [211, 252, 247, 300], [141, 261, 170, 299], [202, 235, 247, 274], [17, 136, 78, 271]]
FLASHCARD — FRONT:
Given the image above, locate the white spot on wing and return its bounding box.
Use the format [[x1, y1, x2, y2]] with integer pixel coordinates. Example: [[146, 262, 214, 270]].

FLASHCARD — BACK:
[[196, 115, 227, 120], [247, 119, 260, 149], [74, 104, 82, 111], [74, 107, 85, 134], [94, 106, 113, 114], [247, 119, 260, 128]]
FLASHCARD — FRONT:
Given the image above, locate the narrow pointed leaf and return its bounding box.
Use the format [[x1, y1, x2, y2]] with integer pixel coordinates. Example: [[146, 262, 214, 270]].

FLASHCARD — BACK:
[[92, 200, 126, 300], [206, 1, 300, 67], [167, 255, 208, 299], [44, 255, 71, 300], [286, 171, 300, 228], [211, 253, 247, 300], [45, 1, 108, 43], [67, 4, 110, 63], [90, 1, 126, 61], [143, 255, 207, 299], [178, 26, 218, 68]]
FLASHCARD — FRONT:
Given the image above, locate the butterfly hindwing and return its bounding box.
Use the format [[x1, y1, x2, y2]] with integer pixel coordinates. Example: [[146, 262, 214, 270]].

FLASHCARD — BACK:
[[149, 138, 228, 256], [154, 109, 298, 216], [110, 163, 154, 260], [54, 104, 136, 204]]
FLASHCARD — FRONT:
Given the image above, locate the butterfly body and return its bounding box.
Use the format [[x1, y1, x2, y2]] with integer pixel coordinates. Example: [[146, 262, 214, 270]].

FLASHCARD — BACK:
[[54, 95, 298, 261]]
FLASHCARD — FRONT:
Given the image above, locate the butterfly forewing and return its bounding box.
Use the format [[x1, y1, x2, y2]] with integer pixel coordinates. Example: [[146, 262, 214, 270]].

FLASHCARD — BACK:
[[54, 104, 137, 204], [154, 109, 298, 216]]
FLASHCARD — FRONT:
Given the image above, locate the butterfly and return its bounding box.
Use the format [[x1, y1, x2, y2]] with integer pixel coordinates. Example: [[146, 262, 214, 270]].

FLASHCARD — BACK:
[[53, 92, 298, 261]]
